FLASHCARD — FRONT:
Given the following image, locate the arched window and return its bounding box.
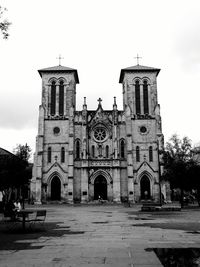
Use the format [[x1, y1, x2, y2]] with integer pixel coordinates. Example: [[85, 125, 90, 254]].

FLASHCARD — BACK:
[[48, 147, 51, 163], [61, 147, 65, 163], [106, 145, 109, 158], [149, 146, 153, 162], [92, 145, 95, 158], [135, 80, 141, 114], [120, 139, 125, 158], [76, 140, 80, 159], [136, 146, 140, 162], [59, 80, 64, 116], [51, 81, 56, 115], [143, 80, 149, 114]]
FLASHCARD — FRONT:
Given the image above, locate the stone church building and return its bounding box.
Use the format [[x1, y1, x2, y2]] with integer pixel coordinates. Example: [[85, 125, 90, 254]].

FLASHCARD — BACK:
[[31, 63, 166, 204]]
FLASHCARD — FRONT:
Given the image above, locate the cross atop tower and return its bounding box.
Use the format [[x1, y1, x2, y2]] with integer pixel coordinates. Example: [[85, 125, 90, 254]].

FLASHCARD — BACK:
[[97, 97, 102, 106], [57, 54, 64, 66], [134, 53, 142, 65]]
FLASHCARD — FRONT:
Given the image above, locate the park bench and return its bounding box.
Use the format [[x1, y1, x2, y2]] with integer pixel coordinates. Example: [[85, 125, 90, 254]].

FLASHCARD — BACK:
[[27, 210, 47, 228], [141, 202, 162, 211], [2, 209, 47, 231]]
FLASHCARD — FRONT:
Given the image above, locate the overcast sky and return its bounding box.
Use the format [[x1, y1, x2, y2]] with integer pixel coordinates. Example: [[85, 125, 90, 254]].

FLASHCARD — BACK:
[[0, 0, 200, 160]]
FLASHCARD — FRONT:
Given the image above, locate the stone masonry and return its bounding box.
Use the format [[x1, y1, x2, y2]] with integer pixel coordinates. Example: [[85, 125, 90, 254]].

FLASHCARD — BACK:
[[31, 64, 169, 204]]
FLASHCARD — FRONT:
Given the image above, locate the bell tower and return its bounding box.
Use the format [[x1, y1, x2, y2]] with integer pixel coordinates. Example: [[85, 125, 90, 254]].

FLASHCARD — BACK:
[[31, 65, 79, 204], [119, 63, 164, 202]]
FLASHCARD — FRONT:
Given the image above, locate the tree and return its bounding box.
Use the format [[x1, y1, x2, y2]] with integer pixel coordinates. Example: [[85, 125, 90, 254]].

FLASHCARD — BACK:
[[13, 143, 31, 164], [13, 144, 32, 207], [0, 152, 26, 203], [0, 144, 32, 206], [187, 160, 200, 206], [162, 134, 193, 206], [0, 6, 11, 39]]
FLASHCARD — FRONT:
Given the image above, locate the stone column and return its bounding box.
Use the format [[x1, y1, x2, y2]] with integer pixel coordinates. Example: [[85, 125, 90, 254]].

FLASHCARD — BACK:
[[34, 151, 43, 204], [33, 105, 44, 204], [35, 178, 42, 204], [68, 107, 74, 202], [125, 106, 134, 202], [112, 166, 120, 202], [113, 126, 118, 159], [42, 82, 48, 118], [64, 84, 67, 116], [81, 166, 88, 202]]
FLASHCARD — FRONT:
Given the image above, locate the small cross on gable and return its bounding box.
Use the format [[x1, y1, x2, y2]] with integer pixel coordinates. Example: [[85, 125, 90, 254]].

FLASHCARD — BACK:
[[97, 97, 102, 106]]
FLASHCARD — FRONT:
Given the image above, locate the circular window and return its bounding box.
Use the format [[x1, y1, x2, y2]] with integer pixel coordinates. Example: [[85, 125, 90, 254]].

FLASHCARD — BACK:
[[140, 126, 147, 134], [94, 128, 107, 141], [53, 127, 60, 135]]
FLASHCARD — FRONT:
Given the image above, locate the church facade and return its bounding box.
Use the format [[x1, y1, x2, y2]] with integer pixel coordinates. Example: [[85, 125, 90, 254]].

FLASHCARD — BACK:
[[31, 63, 166, 204]]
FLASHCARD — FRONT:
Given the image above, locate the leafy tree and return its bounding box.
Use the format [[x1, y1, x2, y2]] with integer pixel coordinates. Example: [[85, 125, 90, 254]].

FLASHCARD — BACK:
[[13, 144, 32, 207], [0, 144, 32, 206], [0, 153, 26, 203], [13, 143, 31, 164], [162, 134, 193, 206], [0, 6, 11, 39], [187, 160, 200, 206]]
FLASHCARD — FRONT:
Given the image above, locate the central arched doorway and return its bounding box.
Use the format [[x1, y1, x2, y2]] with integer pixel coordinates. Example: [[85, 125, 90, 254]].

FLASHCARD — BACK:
[[51, 176, 61, 200], [140, 175, 151, 200], [94, 175, 107, 200]]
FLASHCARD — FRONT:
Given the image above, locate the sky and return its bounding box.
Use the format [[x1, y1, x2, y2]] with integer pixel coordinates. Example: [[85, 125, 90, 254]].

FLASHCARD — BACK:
[[0, 0, 200, 161]]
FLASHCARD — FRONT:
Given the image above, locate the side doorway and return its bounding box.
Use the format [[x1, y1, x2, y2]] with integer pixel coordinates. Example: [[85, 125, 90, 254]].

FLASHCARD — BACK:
[[51, 176, 61, 201], [140, 175, 151, 200]]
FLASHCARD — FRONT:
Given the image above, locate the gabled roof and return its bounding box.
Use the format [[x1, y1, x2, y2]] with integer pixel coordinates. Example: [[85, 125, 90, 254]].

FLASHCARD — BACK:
[[119, 64, 160, 83], [38, 65, 79, 83], [0, 147, 13, 156]]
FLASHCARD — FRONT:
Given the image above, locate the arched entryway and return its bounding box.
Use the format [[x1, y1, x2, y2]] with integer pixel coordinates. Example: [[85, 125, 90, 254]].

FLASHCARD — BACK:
[[94, 175, 107, 200], [140, 175, 151, 200], [51, 176, 61, 200]]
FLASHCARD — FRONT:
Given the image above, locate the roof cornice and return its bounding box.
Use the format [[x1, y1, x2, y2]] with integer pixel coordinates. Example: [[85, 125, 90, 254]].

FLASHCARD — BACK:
[[119, 64, 160, 83]]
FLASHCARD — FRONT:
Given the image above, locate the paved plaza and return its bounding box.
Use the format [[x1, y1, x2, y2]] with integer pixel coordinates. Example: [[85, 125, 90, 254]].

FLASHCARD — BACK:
[[0, 203, 200, 266]]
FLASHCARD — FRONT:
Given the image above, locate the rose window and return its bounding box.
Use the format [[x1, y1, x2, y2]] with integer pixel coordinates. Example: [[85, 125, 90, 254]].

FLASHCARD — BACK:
[[94, 128, 107, 141]]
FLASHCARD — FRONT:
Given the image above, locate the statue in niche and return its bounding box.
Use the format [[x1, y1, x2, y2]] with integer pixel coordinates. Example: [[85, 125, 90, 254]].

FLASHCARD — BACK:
[[98, 144, 102, 157]]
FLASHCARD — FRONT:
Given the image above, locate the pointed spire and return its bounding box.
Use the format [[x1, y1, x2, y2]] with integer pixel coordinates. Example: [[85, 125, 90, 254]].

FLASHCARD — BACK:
[[113, 96, 117, 110], [83, 97, 87, 110]]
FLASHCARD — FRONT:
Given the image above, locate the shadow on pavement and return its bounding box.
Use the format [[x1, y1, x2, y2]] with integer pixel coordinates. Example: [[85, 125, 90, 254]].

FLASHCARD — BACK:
[[146, 248, 200, 267], [0, 221, 85, 251]]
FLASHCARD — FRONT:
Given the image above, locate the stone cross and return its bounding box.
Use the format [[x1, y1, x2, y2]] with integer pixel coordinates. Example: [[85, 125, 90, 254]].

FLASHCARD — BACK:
[[97, 98, 102, 105], [57, 54, 64, 66], [134, 54, 142, 65]]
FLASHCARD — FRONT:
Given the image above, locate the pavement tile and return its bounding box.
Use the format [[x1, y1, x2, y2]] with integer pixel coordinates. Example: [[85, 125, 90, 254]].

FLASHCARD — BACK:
[[1, 204, 200, 266]]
